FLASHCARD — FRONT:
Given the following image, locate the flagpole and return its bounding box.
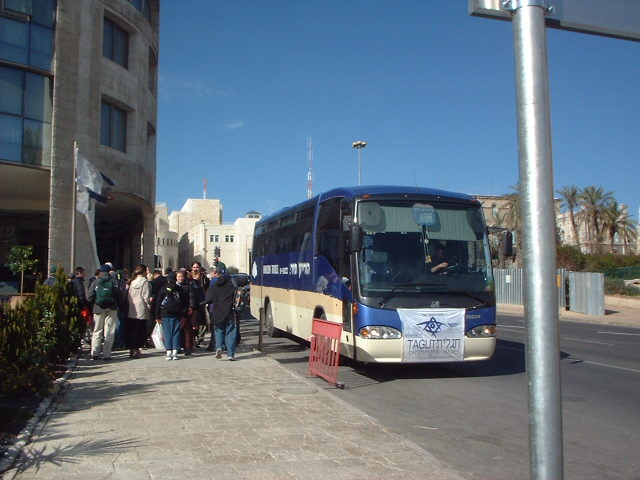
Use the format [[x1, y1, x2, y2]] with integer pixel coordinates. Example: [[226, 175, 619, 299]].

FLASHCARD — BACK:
[[70, 141, 78, 273]]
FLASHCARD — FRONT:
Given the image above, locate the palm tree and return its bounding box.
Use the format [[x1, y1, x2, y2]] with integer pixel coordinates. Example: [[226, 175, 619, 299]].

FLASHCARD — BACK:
[[603, 202, 637, 254], [503, 182, 521, 266], [578, 185, 613, 253], [556, 185, 581, 250], [504, 182, 521, 231]]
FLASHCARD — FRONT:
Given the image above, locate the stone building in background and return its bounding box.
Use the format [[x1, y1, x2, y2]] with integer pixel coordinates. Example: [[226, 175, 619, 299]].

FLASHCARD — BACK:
[[161, 198, 260, 273], [0, 0, 159, 277]]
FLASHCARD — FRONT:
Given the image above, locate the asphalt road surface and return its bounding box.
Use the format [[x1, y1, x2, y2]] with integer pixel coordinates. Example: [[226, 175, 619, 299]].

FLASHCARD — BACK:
[[243, 311, 640, 480]]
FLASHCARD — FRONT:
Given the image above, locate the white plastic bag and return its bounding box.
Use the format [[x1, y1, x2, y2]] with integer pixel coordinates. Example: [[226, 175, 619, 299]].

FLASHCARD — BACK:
[[151, 322, 165, 350]]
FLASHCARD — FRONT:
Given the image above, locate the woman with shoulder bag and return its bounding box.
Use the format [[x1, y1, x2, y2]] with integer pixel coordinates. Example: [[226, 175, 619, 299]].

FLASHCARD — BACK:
[[125, 264, 152, 359]]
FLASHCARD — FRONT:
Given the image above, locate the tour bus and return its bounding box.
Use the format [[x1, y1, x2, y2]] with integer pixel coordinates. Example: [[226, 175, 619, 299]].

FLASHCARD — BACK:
[[250, 186, 496, 363]]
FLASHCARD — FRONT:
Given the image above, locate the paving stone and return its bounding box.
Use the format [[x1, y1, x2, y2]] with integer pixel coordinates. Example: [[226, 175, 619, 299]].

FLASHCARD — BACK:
[[5, 348, 464, 480]]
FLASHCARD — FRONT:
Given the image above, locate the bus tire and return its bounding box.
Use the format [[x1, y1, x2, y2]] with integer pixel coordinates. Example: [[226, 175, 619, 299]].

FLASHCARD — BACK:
[[265, 303, 280, 337]]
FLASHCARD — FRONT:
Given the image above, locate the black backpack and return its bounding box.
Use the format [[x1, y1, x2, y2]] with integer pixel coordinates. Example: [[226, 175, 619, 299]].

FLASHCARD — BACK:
[[161, 286, 183, 315], [231, 277, 247, 313]]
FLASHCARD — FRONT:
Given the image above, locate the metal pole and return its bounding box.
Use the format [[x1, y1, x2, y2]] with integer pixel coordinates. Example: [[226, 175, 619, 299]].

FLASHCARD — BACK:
[[70, 142, 78, 273], [511, 2, 564, 479], [358, 148, 362, 186]]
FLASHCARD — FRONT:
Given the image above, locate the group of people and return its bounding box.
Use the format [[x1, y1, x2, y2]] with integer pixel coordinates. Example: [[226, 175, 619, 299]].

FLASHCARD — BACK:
[[67, 260, 241, 362]]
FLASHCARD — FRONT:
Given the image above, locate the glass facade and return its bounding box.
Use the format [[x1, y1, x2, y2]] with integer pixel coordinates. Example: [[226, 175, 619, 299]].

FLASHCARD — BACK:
[[0, 0, 56, 166]]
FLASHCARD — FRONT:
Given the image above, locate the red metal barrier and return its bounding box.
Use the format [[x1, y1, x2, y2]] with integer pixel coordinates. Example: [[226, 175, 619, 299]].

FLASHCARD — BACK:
[[308, 318, 344, 388]]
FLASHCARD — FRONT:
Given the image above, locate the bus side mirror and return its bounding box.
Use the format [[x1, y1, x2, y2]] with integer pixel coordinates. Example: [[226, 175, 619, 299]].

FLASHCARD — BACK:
[[350, 224, 363, 253]]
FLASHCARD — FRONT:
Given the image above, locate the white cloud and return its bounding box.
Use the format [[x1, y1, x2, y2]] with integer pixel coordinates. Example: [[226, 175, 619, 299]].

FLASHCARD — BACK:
[[224, 120, 244, 130], [159, 74, 218, 102]]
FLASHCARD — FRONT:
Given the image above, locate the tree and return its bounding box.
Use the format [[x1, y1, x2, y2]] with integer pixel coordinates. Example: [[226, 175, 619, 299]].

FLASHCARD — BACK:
[[602, 202, 637, 254], [8, 245, 39, 295], [556, 185, 582, 250], [503, 182, 522, 266], [578, 185, 613, 253]]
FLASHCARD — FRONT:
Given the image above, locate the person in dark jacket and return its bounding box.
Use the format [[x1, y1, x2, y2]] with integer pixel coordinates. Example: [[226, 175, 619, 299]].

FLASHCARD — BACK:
[[176, 270, 195, 355], [204, 266, 237, 361], [148, 269, 167, 342], [87, 264, 122, 361], [189, 262, 207, 348], [155, 271, 189, 360], [71, 267, 90, 308], [43, 265, 57, 287]]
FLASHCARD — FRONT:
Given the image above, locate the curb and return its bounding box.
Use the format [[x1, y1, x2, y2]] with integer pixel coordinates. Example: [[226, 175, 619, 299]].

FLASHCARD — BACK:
[[0, 354, 78, 478]]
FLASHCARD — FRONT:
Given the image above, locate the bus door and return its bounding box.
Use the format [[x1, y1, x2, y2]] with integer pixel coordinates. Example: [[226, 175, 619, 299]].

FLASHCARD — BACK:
[[340, 200, 356, 356], [315, 198, 355, 355]]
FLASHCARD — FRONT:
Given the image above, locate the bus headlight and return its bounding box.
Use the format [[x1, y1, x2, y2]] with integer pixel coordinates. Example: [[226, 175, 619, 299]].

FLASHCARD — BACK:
[[359, 326, 402, 339], [466, 325, 496, 338]]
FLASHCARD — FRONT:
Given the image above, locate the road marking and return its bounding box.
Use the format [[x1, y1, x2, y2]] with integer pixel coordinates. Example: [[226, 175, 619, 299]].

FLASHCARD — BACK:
[[596, 331, 640, 336], [564, 337, 614, 346], [499, 325, 525, 329], [576, 360, 640, 374]]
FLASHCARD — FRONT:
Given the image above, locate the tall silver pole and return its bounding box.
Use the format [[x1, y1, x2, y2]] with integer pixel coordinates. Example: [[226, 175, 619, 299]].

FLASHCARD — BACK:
[[70, 142, 78, 273], [511, 2, 564, 479], [358, 148, 362, 186]]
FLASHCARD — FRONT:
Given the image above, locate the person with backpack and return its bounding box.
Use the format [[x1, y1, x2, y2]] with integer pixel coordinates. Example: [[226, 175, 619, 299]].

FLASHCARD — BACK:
[[88, 264, 122, 361], [155, 271, 189, 360], [204, 265, 237, 361]]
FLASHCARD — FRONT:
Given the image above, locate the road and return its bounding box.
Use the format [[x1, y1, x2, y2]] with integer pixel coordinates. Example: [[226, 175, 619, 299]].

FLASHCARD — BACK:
[[243, 311, 640, 479]]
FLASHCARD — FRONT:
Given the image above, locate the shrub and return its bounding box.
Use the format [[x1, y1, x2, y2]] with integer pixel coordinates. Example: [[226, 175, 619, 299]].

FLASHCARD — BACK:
[[0, 267, 83, 396], [556, 245, 585, 271], [604, 278, 640, 296]]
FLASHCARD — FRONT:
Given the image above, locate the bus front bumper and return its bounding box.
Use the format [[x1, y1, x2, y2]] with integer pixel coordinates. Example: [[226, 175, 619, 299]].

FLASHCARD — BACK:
[[353, 336, 496, 363]]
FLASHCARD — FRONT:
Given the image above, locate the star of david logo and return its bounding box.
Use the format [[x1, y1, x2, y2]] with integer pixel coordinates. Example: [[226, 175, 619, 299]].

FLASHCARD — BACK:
[[417, 316, 444, 337]]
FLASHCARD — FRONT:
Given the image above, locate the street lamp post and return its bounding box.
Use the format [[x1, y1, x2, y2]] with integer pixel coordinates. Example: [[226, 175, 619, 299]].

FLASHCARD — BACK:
[[201, 220, 207, 268], [352, 140, 367, 186]]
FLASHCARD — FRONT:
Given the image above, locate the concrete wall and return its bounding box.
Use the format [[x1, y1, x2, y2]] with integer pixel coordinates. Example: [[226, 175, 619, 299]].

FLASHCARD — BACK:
[[48, 0, 159, 272]]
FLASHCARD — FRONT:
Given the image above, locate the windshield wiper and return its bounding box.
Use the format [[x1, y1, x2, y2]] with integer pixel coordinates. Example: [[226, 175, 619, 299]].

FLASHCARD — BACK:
[[378, 282, 444, 308], [441, 290, 490, 308]]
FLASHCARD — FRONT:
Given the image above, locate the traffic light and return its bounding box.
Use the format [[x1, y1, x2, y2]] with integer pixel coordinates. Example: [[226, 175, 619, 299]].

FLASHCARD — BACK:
[[214, 246, 221, 258]]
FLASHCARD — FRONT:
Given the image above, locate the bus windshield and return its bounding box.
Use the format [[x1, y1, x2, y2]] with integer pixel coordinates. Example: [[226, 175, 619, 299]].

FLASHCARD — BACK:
[[355, 199, 493, 309]]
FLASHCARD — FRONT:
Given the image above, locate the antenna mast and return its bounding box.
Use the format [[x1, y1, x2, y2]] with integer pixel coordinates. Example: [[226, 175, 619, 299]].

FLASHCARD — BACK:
[[203, 178, 208, 199], [307, 137, 313, 199]]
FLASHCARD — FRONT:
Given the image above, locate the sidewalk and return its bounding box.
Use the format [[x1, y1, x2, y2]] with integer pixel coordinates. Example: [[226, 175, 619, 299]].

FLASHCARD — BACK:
[[4, 333, 463, 480], [498, 300, 640, 329]]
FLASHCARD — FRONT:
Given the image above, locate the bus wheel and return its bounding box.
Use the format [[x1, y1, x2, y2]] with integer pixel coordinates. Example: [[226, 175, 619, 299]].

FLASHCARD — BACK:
[[266, 303, 280, 337]]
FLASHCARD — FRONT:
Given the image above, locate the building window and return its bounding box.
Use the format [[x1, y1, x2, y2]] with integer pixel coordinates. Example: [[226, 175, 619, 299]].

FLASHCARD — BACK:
[[103, 17, 128, 68], [3, 0, 33, 15], [225, 235, 234, 243], [148, 47, 157, 92], [100, 100, 127, 152], [0, 66, 52, 165], [126, 0, 152, 22], [0, 2, 55, 70]]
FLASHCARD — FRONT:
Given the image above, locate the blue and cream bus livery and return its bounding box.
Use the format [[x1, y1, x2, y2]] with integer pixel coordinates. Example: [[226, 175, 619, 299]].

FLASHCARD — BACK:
[[250, 186, 496, 363]]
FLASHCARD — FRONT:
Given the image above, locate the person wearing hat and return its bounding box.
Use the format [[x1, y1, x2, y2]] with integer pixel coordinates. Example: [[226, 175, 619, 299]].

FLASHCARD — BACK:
[[87, 264, 122, 361], [43, 265, 57, 287]]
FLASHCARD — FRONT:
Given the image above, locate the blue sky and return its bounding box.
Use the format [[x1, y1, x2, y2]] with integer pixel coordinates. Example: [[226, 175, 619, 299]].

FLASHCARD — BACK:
[[157, 1, 639, 222]]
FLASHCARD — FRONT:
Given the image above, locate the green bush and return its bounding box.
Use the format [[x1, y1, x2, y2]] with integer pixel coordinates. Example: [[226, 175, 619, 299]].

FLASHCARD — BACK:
[[604, 278, 640, 296], [0, 268, 83, 397], [557, 245, 585, 271]]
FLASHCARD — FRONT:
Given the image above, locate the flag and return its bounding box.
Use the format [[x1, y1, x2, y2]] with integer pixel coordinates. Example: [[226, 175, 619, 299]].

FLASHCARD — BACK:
[[76, 152, 114, 214]]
